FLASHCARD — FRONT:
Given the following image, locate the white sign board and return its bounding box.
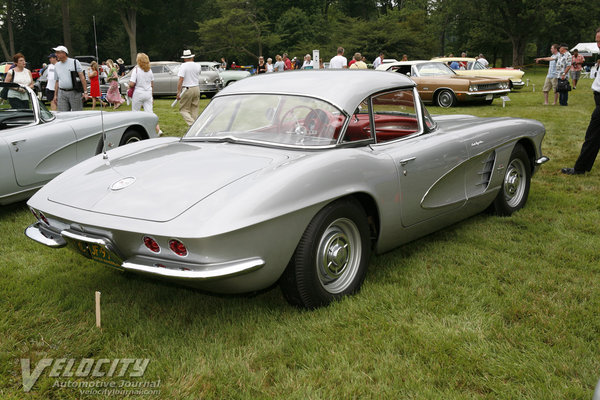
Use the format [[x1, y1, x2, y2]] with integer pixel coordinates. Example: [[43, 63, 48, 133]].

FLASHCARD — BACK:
[[313, 50, 320, 69]]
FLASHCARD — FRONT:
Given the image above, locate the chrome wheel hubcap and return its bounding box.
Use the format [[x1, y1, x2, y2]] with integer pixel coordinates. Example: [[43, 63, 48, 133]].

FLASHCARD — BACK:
[[439, 93, 452, 107], [317, 218, 361, 294], [504, 158, 526, 207], [126, 136, 141, 144]]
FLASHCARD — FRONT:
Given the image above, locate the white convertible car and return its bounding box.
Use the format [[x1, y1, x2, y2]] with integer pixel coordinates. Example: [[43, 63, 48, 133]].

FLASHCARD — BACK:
[[0, 82, 158, 205]]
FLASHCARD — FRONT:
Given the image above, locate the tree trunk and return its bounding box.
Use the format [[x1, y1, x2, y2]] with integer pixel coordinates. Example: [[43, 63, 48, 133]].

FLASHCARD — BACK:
[[0, 32, 11, 61], [61, 0, 72, 52], [7, 0, 15, 55], [510, 36, 527, 67], [119, 9, 137, 64]]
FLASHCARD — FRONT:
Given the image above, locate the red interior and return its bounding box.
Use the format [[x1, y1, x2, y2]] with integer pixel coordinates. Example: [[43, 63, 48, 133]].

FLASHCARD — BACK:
[[344, 114, 419, 142]]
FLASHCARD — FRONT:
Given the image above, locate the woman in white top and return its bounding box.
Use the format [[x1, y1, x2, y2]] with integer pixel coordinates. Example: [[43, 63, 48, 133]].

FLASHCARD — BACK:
[[301, 54, 313, 69], [4, 53, 34, 109], [129, 53, 161, 134], [266, 58, 274, 73]]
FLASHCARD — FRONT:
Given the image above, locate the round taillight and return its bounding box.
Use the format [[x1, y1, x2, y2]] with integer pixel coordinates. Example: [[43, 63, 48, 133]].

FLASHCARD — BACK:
[[169, 239, 188, 257], [143, 236, 160, 253], [38, 211, 49, 225]]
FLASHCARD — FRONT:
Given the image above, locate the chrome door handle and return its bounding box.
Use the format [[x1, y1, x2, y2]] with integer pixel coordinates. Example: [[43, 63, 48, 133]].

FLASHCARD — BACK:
[[11, 139, 27, 145], [399, 157, 416, 166]]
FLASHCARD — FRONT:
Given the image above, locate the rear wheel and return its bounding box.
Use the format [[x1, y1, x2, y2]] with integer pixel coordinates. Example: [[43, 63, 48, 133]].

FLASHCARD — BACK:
[[436, 89, 456, 108], [280, 198, 371, 309], [492, 144, 531, 216]]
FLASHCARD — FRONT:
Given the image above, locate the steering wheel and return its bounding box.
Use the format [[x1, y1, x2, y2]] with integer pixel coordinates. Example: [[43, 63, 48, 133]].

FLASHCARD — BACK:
[[279, 105, 316, 134], [304, 109, 330, 136]]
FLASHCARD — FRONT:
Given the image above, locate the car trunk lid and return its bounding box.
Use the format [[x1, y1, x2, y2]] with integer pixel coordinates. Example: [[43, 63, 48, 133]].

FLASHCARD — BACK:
[[47, 141, 287, 222]]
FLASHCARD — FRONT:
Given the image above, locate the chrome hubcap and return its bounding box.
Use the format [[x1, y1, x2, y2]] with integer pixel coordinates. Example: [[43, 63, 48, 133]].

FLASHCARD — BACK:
[[438, 91, 453, 107], [126, 136, 141, 144], [317, 218, 361, 294], [504, 158, 526, 207]]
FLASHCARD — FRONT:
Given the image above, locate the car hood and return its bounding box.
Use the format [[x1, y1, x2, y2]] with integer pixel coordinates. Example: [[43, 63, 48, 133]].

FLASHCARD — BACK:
[[47, 141, 287, 222], [53, 110, 104, 122]]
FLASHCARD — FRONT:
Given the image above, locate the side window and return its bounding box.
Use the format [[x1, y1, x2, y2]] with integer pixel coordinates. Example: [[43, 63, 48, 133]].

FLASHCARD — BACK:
[[371, 90, 419, 143], [389, 65, 412, 76], [343, 98, 372, 142], [151, 66, 164, 74]]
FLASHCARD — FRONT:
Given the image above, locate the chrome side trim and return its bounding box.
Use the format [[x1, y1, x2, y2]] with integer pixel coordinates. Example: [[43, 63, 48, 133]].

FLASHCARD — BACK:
[[25, 222, 67, 248], [535, 156, 550, 166], [121, 257, 265, 281], [465, 89, 511, 96]]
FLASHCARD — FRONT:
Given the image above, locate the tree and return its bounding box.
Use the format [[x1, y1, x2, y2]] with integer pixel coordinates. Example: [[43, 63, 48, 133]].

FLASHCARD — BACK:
[[196, 0, 279, 63], [61, 0, 72, 51]]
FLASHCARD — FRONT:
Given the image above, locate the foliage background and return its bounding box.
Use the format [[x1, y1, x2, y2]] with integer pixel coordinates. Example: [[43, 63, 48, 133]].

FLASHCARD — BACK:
[[0, 0, 598, 68]]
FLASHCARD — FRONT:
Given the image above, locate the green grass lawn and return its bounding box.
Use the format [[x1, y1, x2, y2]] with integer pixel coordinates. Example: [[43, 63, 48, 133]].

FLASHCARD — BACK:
[[2, 68, 600, 399]]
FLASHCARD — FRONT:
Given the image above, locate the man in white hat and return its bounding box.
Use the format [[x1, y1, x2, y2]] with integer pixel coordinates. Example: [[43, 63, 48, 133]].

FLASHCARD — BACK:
[[176, 49, 202, 126], [51, 45, 88, 111]]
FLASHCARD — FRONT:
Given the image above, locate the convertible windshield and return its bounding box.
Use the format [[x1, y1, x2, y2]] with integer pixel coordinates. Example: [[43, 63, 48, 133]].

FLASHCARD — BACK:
[[184, 94, 346, 147], [415, 62, 455, 76]]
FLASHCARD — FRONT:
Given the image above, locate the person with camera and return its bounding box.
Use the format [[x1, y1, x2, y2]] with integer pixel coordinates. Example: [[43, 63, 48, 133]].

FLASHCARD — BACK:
[[51, 45, 87, 111]]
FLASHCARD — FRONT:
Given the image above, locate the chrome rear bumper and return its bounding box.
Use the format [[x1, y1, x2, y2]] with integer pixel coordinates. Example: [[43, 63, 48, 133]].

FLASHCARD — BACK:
[[25, 222, 265, 281]]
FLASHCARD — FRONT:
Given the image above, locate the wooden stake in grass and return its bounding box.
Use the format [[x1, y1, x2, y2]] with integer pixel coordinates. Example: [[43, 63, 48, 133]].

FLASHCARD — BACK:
[[95, 291, 101, 329]]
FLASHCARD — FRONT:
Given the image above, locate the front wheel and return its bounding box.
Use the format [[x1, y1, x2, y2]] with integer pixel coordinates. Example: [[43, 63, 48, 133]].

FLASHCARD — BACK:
[[436, 89, 456, 108], [492, 144, 531, 216], [119, 128, 144, 146], [280, 198, 371, 309]]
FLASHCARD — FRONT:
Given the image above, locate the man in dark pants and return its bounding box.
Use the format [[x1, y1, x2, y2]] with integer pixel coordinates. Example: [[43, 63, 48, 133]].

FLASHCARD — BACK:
[[562, 27, 600, 175]]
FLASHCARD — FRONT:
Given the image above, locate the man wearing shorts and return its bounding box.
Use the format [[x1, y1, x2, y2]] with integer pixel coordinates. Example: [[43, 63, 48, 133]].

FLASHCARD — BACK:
[[570, 49, 585, 89], [535, 44, 559, 105]]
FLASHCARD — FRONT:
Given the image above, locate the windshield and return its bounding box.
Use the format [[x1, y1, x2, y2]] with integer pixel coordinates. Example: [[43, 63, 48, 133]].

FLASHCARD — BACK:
[[0, 84, 36, 126], [414, 62, 455, 76], [472, 61, 486, 70], [184, 94, 346, 147]]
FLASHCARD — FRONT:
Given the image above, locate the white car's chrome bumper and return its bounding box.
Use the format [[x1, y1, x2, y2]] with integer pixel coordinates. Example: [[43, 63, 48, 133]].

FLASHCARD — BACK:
[[511, 80, 525, 89], [25, 222, 265, 281]]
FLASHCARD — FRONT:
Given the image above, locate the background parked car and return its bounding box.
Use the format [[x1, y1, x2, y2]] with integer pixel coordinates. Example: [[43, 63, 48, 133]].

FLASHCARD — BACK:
[[0, 82, 158, 205], [377, 60, 511, 107], [115, 61, 222, 98], [432, 57, 525, 90], [201, 61, 251, 86]]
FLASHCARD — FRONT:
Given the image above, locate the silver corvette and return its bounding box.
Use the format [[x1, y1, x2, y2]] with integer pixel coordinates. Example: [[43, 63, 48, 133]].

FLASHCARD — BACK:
[[0, 83, 158, 205], [25, 71, 548, 308]]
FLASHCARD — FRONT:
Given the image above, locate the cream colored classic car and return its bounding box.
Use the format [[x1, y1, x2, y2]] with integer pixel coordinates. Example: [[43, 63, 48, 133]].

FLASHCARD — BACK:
[[432, 57, 525, 90]]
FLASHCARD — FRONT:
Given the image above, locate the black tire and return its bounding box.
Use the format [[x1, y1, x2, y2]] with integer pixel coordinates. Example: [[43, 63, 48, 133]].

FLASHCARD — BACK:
[[279, 198, 371, 309], [492, 144, 531, 216], [204, 92, 216, 99], [119, 128, 144, 146], [436, 89, 456, 108], [95, 138, 104, 155]]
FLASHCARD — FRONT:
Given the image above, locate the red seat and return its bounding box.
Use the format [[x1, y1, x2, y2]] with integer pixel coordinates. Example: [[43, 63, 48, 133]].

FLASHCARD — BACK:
[[343, 114, 418, 142]]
